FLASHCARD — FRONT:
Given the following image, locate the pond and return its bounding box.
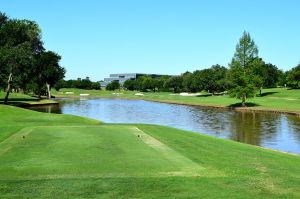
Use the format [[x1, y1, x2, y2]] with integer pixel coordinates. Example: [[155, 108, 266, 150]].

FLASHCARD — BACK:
[[27, 98, 300, 154]]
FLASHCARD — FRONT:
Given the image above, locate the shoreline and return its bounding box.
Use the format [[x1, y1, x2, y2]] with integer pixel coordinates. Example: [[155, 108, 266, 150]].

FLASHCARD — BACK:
[[51, 94, 300, 117], [143, 99, 300, 117]]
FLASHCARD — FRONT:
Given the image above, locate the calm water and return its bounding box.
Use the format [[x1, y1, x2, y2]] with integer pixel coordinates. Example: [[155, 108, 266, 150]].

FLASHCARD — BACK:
[[28, 98, 300, 154]]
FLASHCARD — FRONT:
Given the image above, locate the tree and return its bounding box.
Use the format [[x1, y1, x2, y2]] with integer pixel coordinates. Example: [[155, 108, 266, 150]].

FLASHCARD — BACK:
[[227, 31, 260, 106], [106, 80, 120, 91], [34, 51, 65, 98], [0, 13, 8, 91], [210, 65, 228, 93], [91, 81, 101, 90], [287, 64, 300, 88], [53, 78, 101, 91], [278, 70, 287, 87], [233, 31, 258, 69], [124, 79, 137, 91], [182, 71, 193, 92], [251, 59, 281, 94], [0, 43, 33, 103], [0, 15, 44, 103], [164, 76, 183, 93], [136, 76, 154, 91], [155, 76, 169, 91], [263, 63, 281, 88], [191, 65, 228, 94]]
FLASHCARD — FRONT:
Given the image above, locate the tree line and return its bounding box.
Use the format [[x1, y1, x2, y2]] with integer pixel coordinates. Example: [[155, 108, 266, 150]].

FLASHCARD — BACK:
[[119, 31, 299, 106], [54, 77, 101, 91], [0, 12, 65, 103]]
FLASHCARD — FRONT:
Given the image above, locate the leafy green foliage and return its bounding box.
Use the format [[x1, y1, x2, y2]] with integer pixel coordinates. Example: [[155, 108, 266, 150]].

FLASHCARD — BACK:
[[228, 32, 261, 105], [190, 65, 228, 93], [164, 76, 183, 93], [32, 51, 65, 97], [123, 79, 138, 91], [54, 77, 101, 90], [106, 80, 120, 91], [287, 64, 300, 88], [0, 12, 65, 102]]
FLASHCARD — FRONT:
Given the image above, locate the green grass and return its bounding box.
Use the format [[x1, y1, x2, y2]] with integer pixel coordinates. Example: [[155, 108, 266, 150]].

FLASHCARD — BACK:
[[52, 87, 300, 114], [0, 92, 58, 106], [0, 105, 299, 198]]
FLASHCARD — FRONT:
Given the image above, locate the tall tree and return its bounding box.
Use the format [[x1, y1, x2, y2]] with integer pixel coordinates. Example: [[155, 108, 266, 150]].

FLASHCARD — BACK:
[[34, 51, 65, 98], [0, 13, 8, 90], [233, 31, 258, 69], [0, 16, 43, 103], [227, 32, 260, 106], [0, 43, 33, 103]]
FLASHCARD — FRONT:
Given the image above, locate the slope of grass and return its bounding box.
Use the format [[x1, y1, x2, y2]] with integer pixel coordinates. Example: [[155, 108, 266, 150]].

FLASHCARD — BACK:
[[0, 105, 101, 142], [0, 92, 58, 106], [52, 87, 300, 113], [0, 105, 299, 198]]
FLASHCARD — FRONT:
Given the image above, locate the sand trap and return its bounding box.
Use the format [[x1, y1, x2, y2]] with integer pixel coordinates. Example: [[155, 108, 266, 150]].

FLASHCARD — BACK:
[[179, 92, 201, 97], [135, 93, 144, 96]]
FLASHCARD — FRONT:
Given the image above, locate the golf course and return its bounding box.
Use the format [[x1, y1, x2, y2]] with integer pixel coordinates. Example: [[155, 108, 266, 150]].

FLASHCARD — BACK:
[[0, 104, 300, 198], [1, 1, 300, 197]]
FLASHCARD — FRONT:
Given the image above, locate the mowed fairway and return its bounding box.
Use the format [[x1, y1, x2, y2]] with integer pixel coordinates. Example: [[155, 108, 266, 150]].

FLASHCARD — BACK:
[[0, 105, 300, 198]]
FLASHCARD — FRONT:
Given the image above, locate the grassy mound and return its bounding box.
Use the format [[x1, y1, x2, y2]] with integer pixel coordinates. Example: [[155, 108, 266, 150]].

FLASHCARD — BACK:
[[0, 105, 299, 198]]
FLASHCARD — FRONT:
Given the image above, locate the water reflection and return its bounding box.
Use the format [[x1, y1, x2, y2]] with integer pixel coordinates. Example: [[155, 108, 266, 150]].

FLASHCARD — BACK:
[[27, 98, 300, 154], [28, 104, 62, 114]]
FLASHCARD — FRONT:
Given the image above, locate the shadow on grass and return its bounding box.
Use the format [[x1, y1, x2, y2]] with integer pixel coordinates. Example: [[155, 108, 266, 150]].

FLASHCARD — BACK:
[[287, 88, 300, 91], [228, 102, 260, 108], [196, 94, 213, 97], [0, 98, 39, 102], [258, 92, 278, 97], [0, 97, 40, 106]]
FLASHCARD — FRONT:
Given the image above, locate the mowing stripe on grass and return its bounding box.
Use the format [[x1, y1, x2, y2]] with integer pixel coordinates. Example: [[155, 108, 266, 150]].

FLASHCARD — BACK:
[[0, 127, 34, 156], [131, 126, 206, 177]]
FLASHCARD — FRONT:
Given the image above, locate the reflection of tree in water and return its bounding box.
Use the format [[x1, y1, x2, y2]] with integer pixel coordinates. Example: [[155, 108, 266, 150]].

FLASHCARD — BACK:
[[285, 115, 300, 146], [190, 108, 233, 138], [28, 104, 62, 114], [228, 111, 280, 146]]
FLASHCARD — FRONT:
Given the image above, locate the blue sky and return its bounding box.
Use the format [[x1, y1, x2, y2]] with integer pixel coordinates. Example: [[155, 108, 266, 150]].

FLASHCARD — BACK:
[[1, 0, 300, 81]]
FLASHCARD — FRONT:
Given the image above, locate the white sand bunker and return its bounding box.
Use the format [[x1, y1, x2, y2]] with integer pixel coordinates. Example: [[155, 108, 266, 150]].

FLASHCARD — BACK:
[[179, 92, 201, 97]]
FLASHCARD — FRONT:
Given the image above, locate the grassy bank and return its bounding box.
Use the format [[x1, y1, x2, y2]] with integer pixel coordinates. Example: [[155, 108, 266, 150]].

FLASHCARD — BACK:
[[0, 105, 299, 198], [52, 87, 300, 114], [0, 92, 58, 106]]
